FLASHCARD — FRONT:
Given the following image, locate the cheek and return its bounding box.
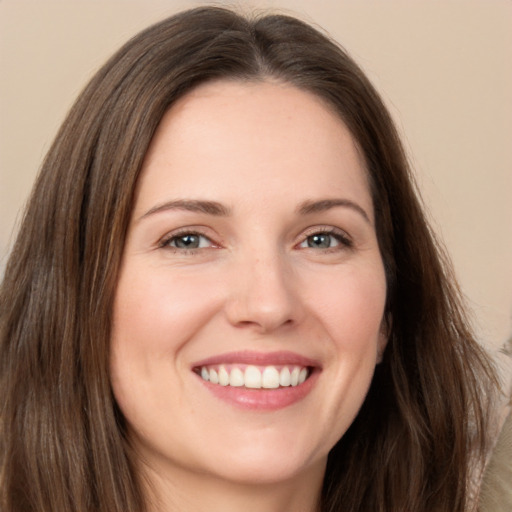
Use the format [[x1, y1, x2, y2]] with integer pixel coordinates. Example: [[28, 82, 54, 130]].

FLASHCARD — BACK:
[[308, 270, 386, 446], [308, 262, 386, 405], [109, 266, 220, 424], [109, 267, 223, 413], [309, 263, 387, 345], [111, 266, 222, 357]]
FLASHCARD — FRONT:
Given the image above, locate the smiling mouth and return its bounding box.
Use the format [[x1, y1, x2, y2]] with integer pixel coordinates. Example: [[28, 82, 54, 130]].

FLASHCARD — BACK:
[[195, 364, 311, 389]]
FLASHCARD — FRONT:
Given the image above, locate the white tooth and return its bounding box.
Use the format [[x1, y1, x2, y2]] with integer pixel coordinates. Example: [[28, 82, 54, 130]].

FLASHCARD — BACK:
[[298, 367, 308, 384], [229, 367, 244, 387], [244, 365, 262, 389], [218, 366, 229, 386], [201, 367, 210, 381], [209, 368, 219, 384], [262, 366, 280, 389], [279, 367, 291, 387], [290, 367, 300, 386]]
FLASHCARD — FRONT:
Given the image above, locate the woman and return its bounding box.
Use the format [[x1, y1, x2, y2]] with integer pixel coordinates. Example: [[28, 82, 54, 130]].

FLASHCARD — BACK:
[[0, 6, 497, 512]]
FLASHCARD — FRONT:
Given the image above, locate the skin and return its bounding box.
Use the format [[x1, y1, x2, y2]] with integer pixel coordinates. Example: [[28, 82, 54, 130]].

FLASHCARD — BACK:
[[110, 80, 388, 512]]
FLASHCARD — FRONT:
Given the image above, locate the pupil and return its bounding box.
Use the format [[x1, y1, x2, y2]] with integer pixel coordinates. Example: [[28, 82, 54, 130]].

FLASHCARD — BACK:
[[176, 235, 199, 248], [308, 234, 330, 248]]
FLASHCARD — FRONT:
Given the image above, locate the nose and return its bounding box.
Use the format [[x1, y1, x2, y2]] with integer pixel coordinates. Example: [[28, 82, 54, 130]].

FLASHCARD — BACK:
[[224, 251, 301, 334]]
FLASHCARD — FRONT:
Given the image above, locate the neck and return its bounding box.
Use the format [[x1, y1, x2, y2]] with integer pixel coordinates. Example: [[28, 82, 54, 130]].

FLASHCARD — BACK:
[[142, 458, 325, 512]]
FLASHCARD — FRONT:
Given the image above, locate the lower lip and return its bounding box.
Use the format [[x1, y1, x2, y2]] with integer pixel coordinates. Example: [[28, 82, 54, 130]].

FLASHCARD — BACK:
[[196, 371, 319, 411]]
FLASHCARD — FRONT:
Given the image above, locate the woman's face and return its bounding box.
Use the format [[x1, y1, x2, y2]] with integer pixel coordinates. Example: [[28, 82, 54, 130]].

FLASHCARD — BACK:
[[111, 80, 387, 487]]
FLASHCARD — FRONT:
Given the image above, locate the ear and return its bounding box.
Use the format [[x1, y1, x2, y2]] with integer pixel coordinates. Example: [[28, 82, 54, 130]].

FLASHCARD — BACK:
[[376, 316, 391, 364]]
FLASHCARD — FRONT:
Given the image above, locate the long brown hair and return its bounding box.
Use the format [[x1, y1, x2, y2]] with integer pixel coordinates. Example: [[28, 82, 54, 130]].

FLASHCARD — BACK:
[[0, 6, 497, 511]]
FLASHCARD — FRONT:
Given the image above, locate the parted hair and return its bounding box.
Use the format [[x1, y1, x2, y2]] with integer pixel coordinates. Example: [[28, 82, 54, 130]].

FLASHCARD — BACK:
[[0, 6, 496, 512]]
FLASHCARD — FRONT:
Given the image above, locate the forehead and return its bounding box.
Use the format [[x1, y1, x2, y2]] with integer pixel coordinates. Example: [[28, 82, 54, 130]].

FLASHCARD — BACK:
[[135, 79, 372, 219]]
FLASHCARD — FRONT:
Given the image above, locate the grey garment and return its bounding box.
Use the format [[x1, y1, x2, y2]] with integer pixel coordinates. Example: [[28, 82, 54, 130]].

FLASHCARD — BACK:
[[478, 411, 512, 512]]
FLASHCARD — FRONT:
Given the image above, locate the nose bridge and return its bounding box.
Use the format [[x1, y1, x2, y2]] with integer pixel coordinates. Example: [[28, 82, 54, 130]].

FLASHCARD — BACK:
[[226, 241, 299, 332]]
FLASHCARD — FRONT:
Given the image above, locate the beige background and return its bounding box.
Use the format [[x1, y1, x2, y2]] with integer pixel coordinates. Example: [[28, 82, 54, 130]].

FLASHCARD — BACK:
[[0, 1, 511, 352]]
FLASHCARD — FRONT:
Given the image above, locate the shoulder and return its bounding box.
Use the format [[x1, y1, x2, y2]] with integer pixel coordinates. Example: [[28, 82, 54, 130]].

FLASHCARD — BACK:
[[478, 411, 512, 511]]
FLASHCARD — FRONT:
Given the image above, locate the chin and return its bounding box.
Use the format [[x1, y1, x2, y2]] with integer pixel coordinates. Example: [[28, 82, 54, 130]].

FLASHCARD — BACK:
[[211, 461, 322, 487], [198, 441, 327, 486]]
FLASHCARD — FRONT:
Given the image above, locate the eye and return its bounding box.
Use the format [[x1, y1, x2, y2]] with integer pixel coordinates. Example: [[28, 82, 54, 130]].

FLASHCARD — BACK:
[[298, 229, 352, 250], [161, 232, 214, 250], [301, 233, 339, 249]]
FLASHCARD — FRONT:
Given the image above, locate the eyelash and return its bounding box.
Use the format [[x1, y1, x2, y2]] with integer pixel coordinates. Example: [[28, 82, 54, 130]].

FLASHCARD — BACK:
[[158, 226, 353, 254], [298, 227, 353, 252], [158, 229, 216, 255]]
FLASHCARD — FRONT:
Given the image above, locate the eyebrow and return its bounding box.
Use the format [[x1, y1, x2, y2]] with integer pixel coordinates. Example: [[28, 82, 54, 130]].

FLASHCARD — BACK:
[[139, 199, 231, 221], [297, 198, 371, 223], [138, 197, 370, 223]]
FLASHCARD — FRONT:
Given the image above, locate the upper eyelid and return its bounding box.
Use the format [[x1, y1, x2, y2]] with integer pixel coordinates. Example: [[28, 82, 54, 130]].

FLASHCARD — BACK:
[[298, 225, 352, 240], [295, 227, 354, 250], [158, 227, 217, 248]]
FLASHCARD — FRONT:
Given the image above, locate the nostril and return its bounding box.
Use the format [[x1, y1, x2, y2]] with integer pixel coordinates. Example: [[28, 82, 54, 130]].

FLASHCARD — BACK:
[[232, 317, 295, 333]]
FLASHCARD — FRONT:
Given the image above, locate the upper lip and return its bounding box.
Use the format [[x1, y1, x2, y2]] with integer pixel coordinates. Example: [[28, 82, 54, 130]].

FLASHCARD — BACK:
[[192, 350, 321, 369]]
